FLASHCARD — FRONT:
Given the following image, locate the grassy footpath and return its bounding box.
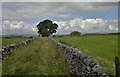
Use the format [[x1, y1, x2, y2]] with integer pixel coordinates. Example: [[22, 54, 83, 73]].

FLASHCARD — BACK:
[[2, 37, 70, 75], [54, 35, 118, 76]]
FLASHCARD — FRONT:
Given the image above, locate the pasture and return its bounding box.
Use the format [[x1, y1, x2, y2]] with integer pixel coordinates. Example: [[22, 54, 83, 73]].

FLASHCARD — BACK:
[[2, 37, 70, 75], [0, 38, 27, 48], [1, 38, 27, 47], [54, 34, 118, 76]]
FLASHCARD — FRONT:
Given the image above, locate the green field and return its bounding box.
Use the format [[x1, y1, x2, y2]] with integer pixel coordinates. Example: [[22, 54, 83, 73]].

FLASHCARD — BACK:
[[2, 35, 119, 76], [0, 39, 1, 48], [2, 37, 70, 75], [1, 38, 27, 47], [0, 38, 27, 76], [0, 38, 27, 48], [54, 34, 118, 76]]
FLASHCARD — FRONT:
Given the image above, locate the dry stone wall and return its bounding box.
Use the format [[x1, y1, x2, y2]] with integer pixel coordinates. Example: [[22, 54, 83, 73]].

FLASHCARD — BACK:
[[0, 39, 33, 60], [51, 38, 109, 77]]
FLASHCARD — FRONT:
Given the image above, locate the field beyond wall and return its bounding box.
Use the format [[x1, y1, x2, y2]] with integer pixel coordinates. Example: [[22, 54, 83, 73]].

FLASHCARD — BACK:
[[54, 34, 118, 76]]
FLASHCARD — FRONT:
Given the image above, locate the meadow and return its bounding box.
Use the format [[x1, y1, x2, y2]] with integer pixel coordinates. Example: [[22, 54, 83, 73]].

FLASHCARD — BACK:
[[1, 35, 119, 76], [2, 37, 70, 75], [0, 37, 28, 76], [54, 34, 119, 76], [1, 38, 27, 47]]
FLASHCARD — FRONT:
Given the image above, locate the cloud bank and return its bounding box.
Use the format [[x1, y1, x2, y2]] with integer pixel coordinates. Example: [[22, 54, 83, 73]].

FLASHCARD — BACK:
[[2, 20, 37, 35], [2, 17, 118, 35], [2, 0, 120, 2], [2, 2, 117, 20], [54, 18, 118, 34]]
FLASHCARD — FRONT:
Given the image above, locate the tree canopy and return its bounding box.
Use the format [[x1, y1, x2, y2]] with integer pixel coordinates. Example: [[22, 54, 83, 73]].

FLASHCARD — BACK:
[[70, 31, 81, 36], [37, 19, 58, 37]]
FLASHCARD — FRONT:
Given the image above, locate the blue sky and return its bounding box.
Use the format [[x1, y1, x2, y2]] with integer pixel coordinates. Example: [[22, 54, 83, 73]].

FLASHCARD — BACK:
[[6, 6, 119, 24], [8, 6, 118, 25], [1, 2, 119, 35]]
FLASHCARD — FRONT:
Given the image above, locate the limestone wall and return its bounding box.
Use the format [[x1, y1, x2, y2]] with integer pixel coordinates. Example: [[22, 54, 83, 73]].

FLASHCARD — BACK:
[[0, 39, 33, 60], [52, 39, 109, 77]]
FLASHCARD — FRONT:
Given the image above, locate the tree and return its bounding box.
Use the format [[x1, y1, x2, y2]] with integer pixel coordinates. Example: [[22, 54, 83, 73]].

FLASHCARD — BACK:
[[70, 31, 81, 36], [37, 19, 58, 37]]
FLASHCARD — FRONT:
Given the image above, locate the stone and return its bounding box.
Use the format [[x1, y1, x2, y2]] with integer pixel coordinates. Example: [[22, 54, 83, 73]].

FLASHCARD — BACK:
[[84, 57, 96, 67], [51, 38, 109, 77], [0, 49, 4, 52], [92, 65, 106, 75], [1, 38, 33, 59], [77, 51, 87, 60]]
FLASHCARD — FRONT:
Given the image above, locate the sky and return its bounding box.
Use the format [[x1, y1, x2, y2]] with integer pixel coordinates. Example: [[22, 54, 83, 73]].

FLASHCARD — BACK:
[[1, 1, 119, 35]]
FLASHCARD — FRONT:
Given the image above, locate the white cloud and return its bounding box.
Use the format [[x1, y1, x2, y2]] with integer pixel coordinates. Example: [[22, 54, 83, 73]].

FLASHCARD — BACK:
[[55, 17, 118, 34], [109, 25, 114, 30], [53, 21, 67, 30], [2, 20, 37, 35], [2, 0, 120, 2], [2, 2, 117, 20], [0, 2, 2, 36], [1, 17, 118, 35], [69, 18, 82, 27]]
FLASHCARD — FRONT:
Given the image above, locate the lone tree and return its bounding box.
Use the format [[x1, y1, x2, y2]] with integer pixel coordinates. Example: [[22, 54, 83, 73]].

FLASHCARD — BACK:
[[70, 31, 81, 36], [37, 19, 58, 37]]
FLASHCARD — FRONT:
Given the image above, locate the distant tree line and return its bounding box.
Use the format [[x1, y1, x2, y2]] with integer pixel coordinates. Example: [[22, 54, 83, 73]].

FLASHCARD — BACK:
[[70, 31, 81, 36], [53, 31, 120, 37]]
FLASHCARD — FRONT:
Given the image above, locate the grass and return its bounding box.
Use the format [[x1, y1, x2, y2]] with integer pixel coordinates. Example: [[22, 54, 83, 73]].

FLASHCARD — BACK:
[[53, 34, 118, 76], [1, 38, 27, 47], [2, 37, 70, 75], [0, 38, 27, 76], [0, 38, 2, 48]]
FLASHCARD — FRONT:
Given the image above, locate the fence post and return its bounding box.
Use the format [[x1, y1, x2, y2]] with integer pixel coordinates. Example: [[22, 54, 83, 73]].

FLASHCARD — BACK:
[[115, 56, 120, 77]]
